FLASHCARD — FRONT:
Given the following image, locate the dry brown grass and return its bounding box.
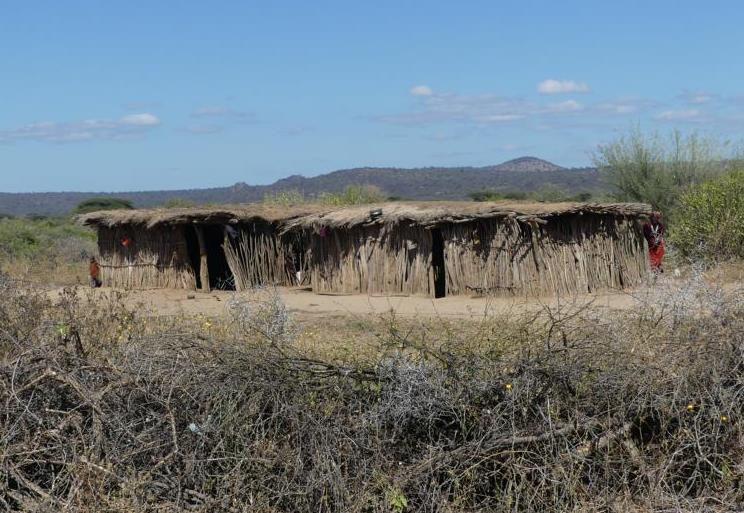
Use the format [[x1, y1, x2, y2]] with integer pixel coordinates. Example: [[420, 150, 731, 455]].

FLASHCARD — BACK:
[[1, 258, 89, 288]]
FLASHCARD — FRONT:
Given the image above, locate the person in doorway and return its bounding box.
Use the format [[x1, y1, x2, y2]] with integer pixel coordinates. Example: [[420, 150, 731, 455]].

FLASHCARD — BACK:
[[89, 257, 102, 288], [643, 211, 665, 273]]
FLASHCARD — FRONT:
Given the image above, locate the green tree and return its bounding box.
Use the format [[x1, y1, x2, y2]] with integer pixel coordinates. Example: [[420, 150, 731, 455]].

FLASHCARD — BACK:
[[593, 128, 725, 214], [72, 197, 134, 215]]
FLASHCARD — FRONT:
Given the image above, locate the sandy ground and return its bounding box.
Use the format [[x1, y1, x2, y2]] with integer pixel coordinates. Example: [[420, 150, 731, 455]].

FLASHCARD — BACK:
[[53, 285, 645, 320], [45, 263, 744, 320]]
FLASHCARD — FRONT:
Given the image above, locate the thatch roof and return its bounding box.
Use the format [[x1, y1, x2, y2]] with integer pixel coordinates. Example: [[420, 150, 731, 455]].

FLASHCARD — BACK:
[[79, 201, 652, 230], [78, 204, 329, 228], [283, 201, 652, 230]]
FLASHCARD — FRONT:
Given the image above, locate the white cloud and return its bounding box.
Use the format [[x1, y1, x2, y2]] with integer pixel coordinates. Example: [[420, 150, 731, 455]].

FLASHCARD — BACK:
[[377, 90, 535, 125], [677, 90, 717, 105], [478, 114, 525, 121], [653, 109, 702, 121], [537, 79, 590, 94], [544, 99, 583, 113], [410, 85, 433, 96], [594, 98, 656, 115], [120, 113, 160, 126], [0, 113, 161, 143]]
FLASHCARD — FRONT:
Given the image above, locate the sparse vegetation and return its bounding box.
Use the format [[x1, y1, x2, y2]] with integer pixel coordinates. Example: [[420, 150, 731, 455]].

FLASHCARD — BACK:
[[317, 184, 386, 206], [162, 197, 196, 208], [262, 188, 308, 206], [468, 188, 594, 203], [263, 184, 386, 207], [0, 275, 742, 512]]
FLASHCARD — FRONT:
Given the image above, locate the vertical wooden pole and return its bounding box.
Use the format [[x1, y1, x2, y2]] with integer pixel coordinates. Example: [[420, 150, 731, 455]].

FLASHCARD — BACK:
[[195, 225, 210, 292]]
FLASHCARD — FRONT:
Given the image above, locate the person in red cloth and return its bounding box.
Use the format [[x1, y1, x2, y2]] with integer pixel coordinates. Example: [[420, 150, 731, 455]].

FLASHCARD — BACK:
[[643, 211, 665, 273], [89, 257, 102, 288]]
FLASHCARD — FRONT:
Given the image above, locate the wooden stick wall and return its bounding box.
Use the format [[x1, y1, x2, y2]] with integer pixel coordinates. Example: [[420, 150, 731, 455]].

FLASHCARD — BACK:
[[97, 226, 197, 290]]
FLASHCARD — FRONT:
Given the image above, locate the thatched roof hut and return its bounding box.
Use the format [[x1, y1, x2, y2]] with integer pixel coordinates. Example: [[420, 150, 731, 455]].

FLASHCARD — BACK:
[[80, 204, 326, 292], [283, 201, 652, 297], [81, 201, 652, 297]]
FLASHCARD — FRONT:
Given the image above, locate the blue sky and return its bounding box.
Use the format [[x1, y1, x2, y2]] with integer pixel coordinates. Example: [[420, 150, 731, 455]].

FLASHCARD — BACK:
[[1, 0, 743, 192]]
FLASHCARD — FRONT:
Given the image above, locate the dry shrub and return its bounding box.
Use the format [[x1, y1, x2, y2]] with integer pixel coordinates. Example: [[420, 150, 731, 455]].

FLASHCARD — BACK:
[[0, 275, 742, 512]]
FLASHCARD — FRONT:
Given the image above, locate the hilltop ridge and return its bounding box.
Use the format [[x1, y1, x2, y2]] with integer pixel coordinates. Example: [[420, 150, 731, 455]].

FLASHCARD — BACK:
[[0, 157, 602, 216]]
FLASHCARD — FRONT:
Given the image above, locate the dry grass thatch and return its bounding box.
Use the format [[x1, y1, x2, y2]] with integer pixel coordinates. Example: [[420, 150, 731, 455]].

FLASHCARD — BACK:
[[282, 201, 652, 230], [78, 201, 652, 230], [78, 203, 328, 229]]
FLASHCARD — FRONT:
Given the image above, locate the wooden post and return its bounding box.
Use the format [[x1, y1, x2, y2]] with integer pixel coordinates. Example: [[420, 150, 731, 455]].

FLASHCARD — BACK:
[[195, 225, 210, 292]]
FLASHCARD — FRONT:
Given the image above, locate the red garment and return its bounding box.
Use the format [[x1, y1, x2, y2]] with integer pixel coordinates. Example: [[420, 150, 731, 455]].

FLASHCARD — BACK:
[[649, 242, 665, 270]]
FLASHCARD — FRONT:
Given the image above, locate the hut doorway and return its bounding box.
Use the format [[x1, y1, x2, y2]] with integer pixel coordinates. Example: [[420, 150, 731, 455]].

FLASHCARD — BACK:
[[431, 228, 446, 298], [204, 226, 235, 290], [185, 225, 236, 291]]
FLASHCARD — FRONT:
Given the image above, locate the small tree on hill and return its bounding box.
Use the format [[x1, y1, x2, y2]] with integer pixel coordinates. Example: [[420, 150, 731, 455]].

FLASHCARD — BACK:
[[72, 198, 134, 215]]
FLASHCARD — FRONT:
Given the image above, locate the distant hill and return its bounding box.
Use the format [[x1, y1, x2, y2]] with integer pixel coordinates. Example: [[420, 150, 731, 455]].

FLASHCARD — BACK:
[[0, 157, 604, 217], [490, 156, 565, 172]]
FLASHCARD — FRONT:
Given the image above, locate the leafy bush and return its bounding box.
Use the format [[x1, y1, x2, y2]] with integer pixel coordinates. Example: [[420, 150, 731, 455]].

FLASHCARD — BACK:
[[72, 197, 134, 214], [669, 170, 744, 260], [0, 217, 95, 261]]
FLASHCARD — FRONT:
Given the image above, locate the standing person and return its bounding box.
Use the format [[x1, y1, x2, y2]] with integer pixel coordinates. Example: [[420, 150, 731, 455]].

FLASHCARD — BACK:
[[89, 257, 102, 288], [643, 211, 665, 273]]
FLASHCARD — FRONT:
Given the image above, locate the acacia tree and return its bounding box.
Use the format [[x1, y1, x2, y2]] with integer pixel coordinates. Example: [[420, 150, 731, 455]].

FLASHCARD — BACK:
[[593, 128, 726, 214], [72, 197, 134, 215]]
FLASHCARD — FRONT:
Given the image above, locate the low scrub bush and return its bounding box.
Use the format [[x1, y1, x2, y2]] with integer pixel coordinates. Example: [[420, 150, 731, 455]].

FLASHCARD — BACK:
[[0, 277, 742, 512], [670, 170, 744, 261]]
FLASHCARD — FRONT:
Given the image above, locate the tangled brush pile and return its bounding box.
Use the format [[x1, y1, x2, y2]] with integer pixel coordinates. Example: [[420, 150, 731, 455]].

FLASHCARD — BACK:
[[0, 274, 742, 512]]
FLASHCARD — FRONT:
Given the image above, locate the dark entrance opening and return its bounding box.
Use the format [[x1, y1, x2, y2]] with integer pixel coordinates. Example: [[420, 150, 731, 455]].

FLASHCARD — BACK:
[[204, 225, 235, 290], [184, 226, 202, 290], [431, 228, 446, 298], [184, 225, 235, 290]]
